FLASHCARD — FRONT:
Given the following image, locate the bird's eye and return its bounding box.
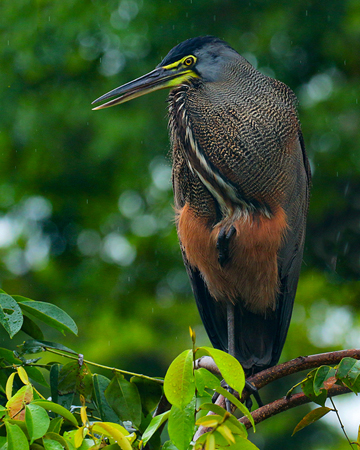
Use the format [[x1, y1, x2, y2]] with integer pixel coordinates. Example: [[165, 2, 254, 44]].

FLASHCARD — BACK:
[[184, 56, 195, 66]]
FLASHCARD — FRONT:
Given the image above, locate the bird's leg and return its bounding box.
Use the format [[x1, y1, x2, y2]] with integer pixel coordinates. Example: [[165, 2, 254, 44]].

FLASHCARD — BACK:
[[225, 302, 235, 413], [226, 304, 263, 411], [244, 380, 263, 410], [217, 225, 236, 266]]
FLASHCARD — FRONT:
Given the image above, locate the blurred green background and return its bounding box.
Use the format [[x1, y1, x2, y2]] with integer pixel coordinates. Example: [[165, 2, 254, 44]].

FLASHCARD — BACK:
[[1, 0, 360, 448]]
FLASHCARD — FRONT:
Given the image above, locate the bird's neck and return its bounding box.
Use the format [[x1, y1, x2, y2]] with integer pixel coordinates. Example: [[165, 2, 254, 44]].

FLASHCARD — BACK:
[[168, 86, 270, 221]]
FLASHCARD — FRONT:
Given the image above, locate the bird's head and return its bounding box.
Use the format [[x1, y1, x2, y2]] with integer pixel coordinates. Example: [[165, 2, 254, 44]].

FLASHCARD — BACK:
[[92, 36, 241, 110]]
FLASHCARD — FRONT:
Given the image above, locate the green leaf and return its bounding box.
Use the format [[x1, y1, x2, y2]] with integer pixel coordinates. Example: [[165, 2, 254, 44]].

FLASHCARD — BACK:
[[44, 432, 73, 450], [92, 422, 132, 450], [15, 298, 78, 336], [47, 417, 64, 434], [19, 340, 77, 355], [0, 436, 7, 450], [215, 386, 255, 430], [162, 440, 178, 450], [25, 403, 50, 443], [168, 397, 196, 450], [6, 384, 33, 420], [31, 400, 78, 426], [164, 349, 195, 409], [25, 366, 49, 387], [5, 421, 29, 450], [0, 348, 22, 365], [43, 439, 65, 450], [195, 368, 221, 392], [336, 357, 360, 393], [58, 361, 78, 394], [200, 347, 245, 394], [227, 436, 260, 449], [0, 294, 23, 338], [49, 364, 61, 404], [50, 363, 74, 411], [313, 366, 334, 396], [196, 414, 222, 427], [301, 373, 327, 407], [131, 376, 163, 415], [105, 373, 142, 427], [142, 410, 170, 445], [199, 403, 247, 437], [21, 315, 44, 340], [93, 374, 120, 423], [292, 406, 332, 435]]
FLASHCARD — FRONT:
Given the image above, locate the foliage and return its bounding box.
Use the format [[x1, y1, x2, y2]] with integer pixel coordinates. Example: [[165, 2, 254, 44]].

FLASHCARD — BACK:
[[0, 291, 259, 449], [2, 291, 360, 449]]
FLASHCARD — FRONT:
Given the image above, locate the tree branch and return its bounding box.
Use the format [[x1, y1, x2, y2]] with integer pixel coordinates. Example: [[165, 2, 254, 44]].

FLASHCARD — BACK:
[[194, 349, 360, 440], [240, 385, 350, 429], [246, 349, 360, 392]]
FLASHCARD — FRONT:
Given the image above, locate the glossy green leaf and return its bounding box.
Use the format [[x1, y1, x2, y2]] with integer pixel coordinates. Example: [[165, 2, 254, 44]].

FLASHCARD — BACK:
[[301, 374, 327, 407], [337, 357, 360, 393], [131, 375, 163, 415], [0, 294, 23, 338], [93, 374, 120, 423], [164, 349, 195, 409], [195, 367, 221, 393], [47, 417, 64, 434], [196, 414, 222, 427], [25, 403, 50, 443], [50, 362, 74, 411], [92, 422, 132, 450], [313, 366, 334, 395], [58, 361, 78, 394], [0, 348, 22, 365], [5, 421, 29, 450], [292, 406, 332, 435], [0, 436, 7, 450], [199, 403, 247, 437], [25, 366, 49, 387], [15, 298, 78, 336], [227, 436, 260, 449], [44, 432, 74, 450], [49, 364, 61, 404], [215, 386, 255, 430], [162, 440, 178, 450], [142, 410, 170, 445], [31, 400, 78, 426], [43, 439, 65, 450], [168, 397, 196, 450], [105, 373, 142, 427], [21, 315, 44, 340], [200, 347, 245, 394]]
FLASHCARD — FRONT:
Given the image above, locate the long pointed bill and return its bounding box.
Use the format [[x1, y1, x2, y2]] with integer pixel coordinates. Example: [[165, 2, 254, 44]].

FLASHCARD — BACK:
[[92, 66, 194, 110]]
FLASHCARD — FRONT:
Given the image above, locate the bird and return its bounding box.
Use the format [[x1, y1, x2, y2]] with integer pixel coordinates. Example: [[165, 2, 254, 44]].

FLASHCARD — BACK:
[[92, 36, 311, 377]]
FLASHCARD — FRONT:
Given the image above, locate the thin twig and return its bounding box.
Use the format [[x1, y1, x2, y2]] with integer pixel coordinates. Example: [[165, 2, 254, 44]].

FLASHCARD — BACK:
[[44, 347, 163, 384], [329, 396, 354, 449]]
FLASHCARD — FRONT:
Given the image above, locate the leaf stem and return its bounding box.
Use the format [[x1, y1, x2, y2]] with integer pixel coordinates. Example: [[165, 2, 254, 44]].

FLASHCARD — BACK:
[[44, 348, 163, 384]]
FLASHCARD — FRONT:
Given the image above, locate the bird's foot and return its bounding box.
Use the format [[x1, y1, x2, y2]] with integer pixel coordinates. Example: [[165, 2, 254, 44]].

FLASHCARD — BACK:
[[244, 380, 263, 410], [211, 380, 236, 413], [216, 225, 236, 267]]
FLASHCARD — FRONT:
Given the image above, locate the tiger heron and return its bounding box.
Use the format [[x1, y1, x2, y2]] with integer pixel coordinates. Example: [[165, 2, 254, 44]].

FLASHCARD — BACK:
[[92, 36, 311, 377]]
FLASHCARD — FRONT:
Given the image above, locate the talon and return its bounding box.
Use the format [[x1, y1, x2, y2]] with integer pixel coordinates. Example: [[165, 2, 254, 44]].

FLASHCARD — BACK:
[[245, 380, 263, 409], [216, 226, 236, 267]]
